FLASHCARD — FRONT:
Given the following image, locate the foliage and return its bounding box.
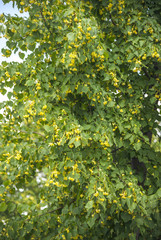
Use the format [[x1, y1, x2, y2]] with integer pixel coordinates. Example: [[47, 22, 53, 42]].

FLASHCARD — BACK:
[[0, 0, 161, 239]]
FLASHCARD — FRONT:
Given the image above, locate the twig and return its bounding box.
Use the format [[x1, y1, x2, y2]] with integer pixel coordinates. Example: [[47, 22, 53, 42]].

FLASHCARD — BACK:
[[20, 130, 46, 137], [38, 207, 62, 218], [111, 146, 123, 153], [110, 13, 117, 26], [142, 67, 151, 80]]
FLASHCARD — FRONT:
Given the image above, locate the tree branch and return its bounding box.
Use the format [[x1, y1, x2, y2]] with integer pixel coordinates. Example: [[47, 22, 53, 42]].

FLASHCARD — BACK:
[[142, 67, 151, 80], [20, 130, 46, 137], [111, 147, 123, 153], [110, 13, 117, 26]]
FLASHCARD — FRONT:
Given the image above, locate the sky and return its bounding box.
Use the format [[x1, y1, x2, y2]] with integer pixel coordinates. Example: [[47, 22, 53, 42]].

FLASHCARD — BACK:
[[0, 0, 28, 104]]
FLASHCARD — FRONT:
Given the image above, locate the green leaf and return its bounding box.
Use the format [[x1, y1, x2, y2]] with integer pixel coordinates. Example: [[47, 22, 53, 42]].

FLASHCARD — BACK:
[[135, 217, 144, 227], [28, 44, 36, 51], [139, 40, 145, 47], [104, 51, 109, 59], [1, 89, 7, 95], [0, 187, 5, 194], [8, 202, 16, 212], [67, 32, 75, 42], [68, 138, 75, 145], [63, 8, 74, 17], [25, 223, 33, 232], [7, 92, 13, 99], [81, 137, 88, 146], [107, 101, 115, 107], [150, 97, 157, 104], [126, 198, 137, 212], [56, 35, 64, 43], [116, 182, 124, 189], [74, 140, 81, 148], [85, 200, 94, 210], [121, 212, 131, 223], [134, 142, 142, 151], [26, 80, 34, 86], [18, 52, 25, 59], [87, 216, 97, 228], [156, 188, 161, 197], [26, 36, 34, 45], [0, 202, 7, 212], [44, 125, 52, 132], [103, 74, 110, 81], [129, 233, 136, 240], [79, 54, 86, 63]]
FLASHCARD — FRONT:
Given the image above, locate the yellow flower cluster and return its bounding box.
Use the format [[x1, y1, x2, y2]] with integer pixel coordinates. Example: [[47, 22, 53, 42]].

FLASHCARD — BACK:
[[36, 81, 41, 90], [23, 100, 36, 124], [110, 71, 119, 87], [107, 3, 113, 12], [5, 71, 10, 78], [118, 0, 125, 14], [68, 51, 78, 67], [151, 50, 160, 59], [99, 139, 110, 149]]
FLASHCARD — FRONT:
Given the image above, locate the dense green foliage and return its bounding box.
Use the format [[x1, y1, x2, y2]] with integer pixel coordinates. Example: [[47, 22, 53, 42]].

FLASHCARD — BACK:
[[0, 0, 161, 239]]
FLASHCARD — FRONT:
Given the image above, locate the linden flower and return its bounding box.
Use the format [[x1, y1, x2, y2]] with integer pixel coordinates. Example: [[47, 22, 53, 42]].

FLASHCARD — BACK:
[[103, 192, 108, 196], [15, 72, 21, 75], [74, 17, 78, 22], [94, 191, 99, 197], [108, 3, 113, 9], [142, 55, 146, 60], [49, 143, 54, 146], [98, 187, 104, 192], [5, 71, 10, 78], [69, 52, 77, 58], [96, 209, 100, 213], [31, 69, 36, 74], [38, 111, 45, 116], [62, 235, 66, 240], [75, 136, 80, 141], [42, 105, 47, 110], [133, 67, 139, 72], [135, 60, 141, 64], [87, 27, 92, 31], [100, 198, 105, 202], [15, 153, 21, 160], [69, 177, 74, 181]]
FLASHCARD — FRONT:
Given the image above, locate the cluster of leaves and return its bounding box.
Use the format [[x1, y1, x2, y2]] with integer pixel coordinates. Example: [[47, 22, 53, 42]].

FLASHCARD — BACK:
[[0, 0, 161, 239]]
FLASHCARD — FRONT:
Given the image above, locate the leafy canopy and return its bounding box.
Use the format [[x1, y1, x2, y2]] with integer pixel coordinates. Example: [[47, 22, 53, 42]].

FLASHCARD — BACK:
[[0, 0, 161, 239]]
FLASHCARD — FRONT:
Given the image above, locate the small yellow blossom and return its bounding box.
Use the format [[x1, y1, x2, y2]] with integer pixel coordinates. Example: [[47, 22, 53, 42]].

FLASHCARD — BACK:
[[94, 192, 99, 197]]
